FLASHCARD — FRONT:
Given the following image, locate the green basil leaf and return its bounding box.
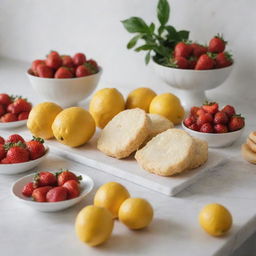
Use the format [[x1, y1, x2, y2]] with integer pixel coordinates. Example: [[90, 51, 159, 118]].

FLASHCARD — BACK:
[[145, 51, 151, 64], [149, 23, 155, 34], [121, 17, 150, 33], [157, 0, 170, 26], [178, 30, 190, 40], [154, 45, 171, 57], [127, 35, 141, 49], [135, 44, 155, 52], [165, 25, 178, 40]]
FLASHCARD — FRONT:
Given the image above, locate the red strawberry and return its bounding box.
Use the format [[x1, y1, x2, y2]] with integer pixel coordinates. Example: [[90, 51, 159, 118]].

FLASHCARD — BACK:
[[73, 53, 86, 66], [57, 170, 82, 186], [1, 157, 11, 164], [62, 180, 80, 199], [46, 186, 68, 202], [5, 142, 30, 163], [191, 43, 208, 58], [214, 124, 228, 133], [174, 42, 192, 58], [6, 134, 25, 143], [54, 67, 73, 78], [190, 106, 200, 116], [209, 35, 226, 53], [221, 105, 236, 118], [187, 58, 197, 69], [22, 182, 37, 197], [202, 102, 219, 114], [214, 111, 229, 124], [188, 123, 200, 131], [0, 104, 6, 117], [32, 186, 52, 202], [0, 94, 12, 105], [87, 59, 98, 70], [46, 52, 62, 69], [18, 111, 30, 121], [8, 98, 32, 114], [229, 115, 245, 131], [75, 65, 92, 77], [34, 171, 57, 187], [215, 52, 233, 68], [26, 137, 45, 160], [0, 136, 5, 144], [183, 115, 196, 127], [174, 56, 189, 69], [37, 64, 54, 78], [0, 144, 6, 160], [1, 113, 17, 122], [195, 54, 215, 70], [197, 113, 213, 127], [200, 123, 214, 133], [31, 59, 45, 74], [61, 55, 74, 68], [196, 108, 205, 116]]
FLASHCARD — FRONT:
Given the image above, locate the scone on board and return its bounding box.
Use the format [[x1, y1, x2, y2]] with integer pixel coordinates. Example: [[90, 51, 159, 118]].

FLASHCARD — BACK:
[[189, 138, 208, 169], [97, 108, 150, 159]]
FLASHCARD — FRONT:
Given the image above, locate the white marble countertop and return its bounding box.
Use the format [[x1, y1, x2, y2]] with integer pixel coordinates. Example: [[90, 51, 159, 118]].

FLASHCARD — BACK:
[[0, 59, 256, 256]]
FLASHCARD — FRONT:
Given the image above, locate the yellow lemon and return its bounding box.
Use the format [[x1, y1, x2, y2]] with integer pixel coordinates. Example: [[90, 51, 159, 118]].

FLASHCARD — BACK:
[[94, 182, 130, 218], [126, 87, 157, 112], [118, 198, 153, 230], [52, 107, 95, 147], [27, 102, 63, 139], [199, 203, 232, 237], [149, 93, 185, 125], [89, 88, 125, 129], [75, 205, 114, 246]]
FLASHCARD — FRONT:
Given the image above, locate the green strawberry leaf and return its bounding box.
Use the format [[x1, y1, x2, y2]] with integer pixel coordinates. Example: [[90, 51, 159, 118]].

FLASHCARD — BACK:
[[157, 0, 170, 26]]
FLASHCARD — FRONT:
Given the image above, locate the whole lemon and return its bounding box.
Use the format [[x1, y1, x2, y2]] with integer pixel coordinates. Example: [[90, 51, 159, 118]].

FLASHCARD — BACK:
[[52, 107, 95, 147], [89, 88, 125, 129], [75, 205, 114, 246], [199, 203, 232, 237], [27, 102, 63, 139], [94, 182, 130, 218], [126, 87, 157, 112], [149, 93, 185, 125], [118, 198, 153, 230]]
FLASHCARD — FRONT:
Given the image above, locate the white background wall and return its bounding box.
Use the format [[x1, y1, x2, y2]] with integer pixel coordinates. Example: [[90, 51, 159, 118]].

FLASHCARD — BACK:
[[0, 0, 256, 100]]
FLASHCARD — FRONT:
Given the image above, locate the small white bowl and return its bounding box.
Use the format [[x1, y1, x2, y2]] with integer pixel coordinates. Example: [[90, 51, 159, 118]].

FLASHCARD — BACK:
[[27, 67, 102, 108], [182, 122, 244, 148], [0, 146, 49, 175], [0, 119, 27, 129], [11, 171, 94, 212]]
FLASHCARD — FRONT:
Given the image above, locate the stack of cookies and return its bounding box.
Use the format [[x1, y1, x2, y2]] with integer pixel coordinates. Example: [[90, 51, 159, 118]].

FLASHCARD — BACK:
[[241, 131, 256, 164]]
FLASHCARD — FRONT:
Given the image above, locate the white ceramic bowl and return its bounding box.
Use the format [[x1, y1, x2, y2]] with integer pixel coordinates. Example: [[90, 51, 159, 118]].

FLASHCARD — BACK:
[[0, 119, 27, 129], [27, 68, 102, 107], [11, 171, 94, 212], [0, 146, 49, 175], [182, 122, 244, 148]]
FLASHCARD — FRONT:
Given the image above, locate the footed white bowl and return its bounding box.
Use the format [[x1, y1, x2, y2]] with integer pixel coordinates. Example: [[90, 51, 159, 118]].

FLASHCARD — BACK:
[[27, 68, 102, 108], [11, 171, 94, 212]]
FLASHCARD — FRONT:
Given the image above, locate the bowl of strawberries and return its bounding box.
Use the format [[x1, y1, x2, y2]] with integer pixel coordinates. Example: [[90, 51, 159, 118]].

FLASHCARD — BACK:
[[27, 51, 102, 107], [0, 134, 49, 174], [182, 102, 245, 148], [12, 170, 94, 212]]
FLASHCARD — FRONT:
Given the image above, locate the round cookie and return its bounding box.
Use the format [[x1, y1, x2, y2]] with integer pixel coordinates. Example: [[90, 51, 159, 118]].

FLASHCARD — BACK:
[[241, 143, 256, 164]]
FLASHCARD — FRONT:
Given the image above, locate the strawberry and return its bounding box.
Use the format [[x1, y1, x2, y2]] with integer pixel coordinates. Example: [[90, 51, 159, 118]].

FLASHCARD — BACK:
[[37, 64, 54, 78], [229, 115, 245, 131], [62, 180, 80, 199], [196, 113, 213, 127], [26, 137, 45, 160], [188, 123, 200, 131], [57, 170, 82, 186], [191, 43, 207, 58], [73, 53, 86, 66], [46, 51, 62, 69], [174, 42, 192, 58], [0, 144, 6, 160], [0, 136, 5, 144], [54, 67, 73, 78], [75, 65, 92, 77], [208, 35, 226, 53], [215, 52, 233, 68], [174, 56, 189, 69], [6, 134, 25, 143], [0, 104, 6, 117], [34, 171, 57, 187], [8, 98, 32, 114], [1, 113, 17, 122], [195, 54, 215, 70], [87, 59, 98, 70], [61, 55, 74, 68], [214, 124, 228, 133], [22, 182, 37, 197], [1, 157, 11, 164], [5, 142, 30, 163], [0, 94, 12, 105], [31, 60, 45, 74], [46, 186, 68, 202], [196, 108, 205, 116], [221, 105, 236, 118], [200, 123, 214, 133], [202, 102, 219, 114], [32, 186, 52, 202], [183, 115, 196, 127], [214, 111, 229, 124], [18, 111, 30, 121], [187, 58, 197, 69], [190, 106, 200, 116]]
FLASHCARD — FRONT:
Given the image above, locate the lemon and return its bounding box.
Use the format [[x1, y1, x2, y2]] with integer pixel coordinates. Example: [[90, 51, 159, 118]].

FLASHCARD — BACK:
[[27, 102, 63, 139], [75, 205, 114, 246], [118, 198, 153, 230], [52, 107, 95, 147], [94, 182, 130, 218], [126, 87, 157, 112], [89, 88, 125, 129], [149, 93, 185, 125], [199, 203, 232, 237]]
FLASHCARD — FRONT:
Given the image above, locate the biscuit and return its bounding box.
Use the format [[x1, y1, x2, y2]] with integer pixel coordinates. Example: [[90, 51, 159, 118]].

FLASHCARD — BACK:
[[248, 131, 256, 144], [241, 143, 256, 164], [190, 138, 208, 169], [246, 138, 256, 153]]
